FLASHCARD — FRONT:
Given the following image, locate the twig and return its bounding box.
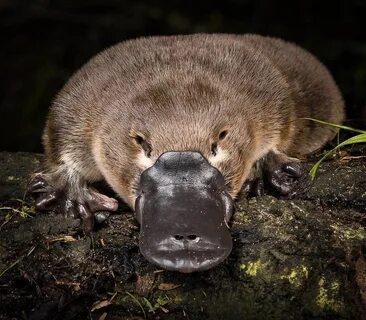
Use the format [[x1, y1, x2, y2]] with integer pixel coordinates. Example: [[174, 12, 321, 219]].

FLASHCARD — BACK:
[[0, 207, 33, 218], [0, 246, 37, 278]]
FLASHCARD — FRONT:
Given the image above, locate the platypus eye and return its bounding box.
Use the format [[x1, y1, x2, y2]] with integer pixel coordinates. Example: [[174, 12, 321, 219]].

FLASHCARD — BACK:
[[211, 130, 228, 156], [219, 130, 228, 140], [134, 135, 152, 158]]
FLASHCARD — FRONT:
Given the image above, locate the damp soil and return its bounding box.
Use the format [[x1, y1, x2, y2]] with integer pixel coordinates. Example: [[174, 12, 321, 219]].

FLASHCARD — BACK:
[[0, 150, 365, 320]]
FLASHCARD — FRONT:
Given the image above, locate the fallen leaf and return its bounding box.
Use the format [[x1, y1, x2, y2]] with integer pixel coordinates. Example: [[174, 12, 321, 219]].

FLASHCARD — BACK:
[[48, 235, 77, 243], [158, 283, 181, 291], [55, 280, 81, 291], [91, 299, 112, 312], [98, 312, 108, 320], [136, 272, 156, 296], [340, 155, 366, 163], [160, 306, 169, 313]]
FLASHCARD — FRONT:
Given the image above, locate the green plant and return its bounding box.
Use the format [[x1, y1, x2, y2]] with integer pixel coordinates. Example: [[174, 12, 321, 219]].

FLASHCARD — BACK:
[[303, 118, 366, 180], [125, 292, 147, 319], [143, 295, 170, 314]]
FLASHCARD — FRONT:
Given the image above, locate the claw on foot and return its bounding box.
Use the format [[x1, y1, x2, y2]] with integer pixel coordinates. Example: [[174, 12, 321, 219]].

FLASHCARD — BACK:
[[77, 203, 94, 234], [88, 190, 119, 212], [35, 190, 61, 210], [241, 151, 309, 198], [27, 177, 49, 193], [242, 178, 264, 197], [265, 153, 311, 197], [266, 160, 305, 196], [28, 174, 118, 233]]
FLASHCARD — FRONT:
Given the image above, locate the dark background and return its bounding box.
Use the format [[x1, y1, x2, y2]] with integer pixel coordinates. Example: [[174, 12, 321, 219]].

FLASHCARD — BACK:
[[1, 0, 366, 152]]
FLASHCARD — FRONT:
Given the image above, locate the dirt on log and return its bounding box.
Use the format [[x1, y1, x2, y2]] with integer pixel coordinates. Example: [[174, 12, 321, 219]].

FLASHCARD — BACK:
[[0, 150, 365, 320]]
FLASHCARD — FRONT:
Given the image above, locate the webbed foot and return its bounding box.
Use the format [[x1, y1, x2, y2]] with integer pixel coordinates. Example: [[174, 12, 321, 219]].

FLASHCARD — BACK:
[[28, 174, 118, 234], [242, 177, 264, 197], [264, 153, 305, 196], [242, 151, 309, 198]]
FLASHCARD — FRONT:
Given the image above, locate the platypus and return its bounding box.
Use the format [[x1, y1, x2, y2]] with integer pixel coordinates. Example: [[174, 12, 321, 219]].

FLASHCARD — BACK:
[[30, 34, 345, 273]]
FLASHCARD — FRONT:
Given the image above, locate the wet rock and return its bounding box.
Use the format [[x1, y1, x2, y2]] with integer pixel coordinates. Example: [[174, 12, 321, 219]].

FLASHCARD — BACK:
[[0, 151, 42, 200]]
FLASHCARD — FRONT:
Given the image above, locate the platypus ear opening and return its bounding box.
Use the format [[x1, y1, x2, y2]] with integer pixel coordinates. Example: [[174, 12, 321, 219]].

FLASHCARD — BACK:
[[211, 142, 218, 156]]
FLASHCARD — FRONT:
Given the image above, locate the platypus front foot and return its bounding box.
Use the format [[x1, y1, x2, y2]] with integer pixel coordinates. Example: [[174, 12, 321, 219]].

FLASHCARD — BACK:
[[241, 176, 265, 197], [28, 174, 118, 234], [243, 151, 309, 198], [265, 160, 304, 196]]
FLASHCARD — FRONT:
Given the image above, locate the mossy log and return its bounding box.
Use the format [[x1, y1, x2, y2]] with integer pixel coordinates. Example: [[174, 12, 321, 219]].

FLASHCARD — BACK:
[[0, 151, 365, 320]]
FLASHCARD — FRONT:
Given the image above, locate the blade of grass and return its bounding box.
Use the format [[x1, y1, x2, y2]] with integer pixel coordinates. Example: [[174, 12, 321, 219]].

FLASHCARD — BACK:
[[125, 292, 146, 319], [0, 246, 36, 278], [0, 257, 23, 278], [302, 118, 366, 134], [309, 133, 366, 179], [142, 297, 155, 313]]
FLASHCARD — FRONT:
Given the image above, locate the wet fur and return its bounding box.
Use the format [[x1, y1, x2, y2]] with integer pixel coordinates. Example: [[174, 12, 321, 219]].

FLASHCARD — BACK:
[[42, 34, 345, 207]]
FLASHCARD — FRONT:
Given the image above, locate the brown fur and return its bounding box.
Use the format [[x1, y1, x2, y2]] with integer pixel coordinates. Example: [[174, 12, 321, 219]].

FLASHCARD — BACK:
[[42, 34, 345, 207]]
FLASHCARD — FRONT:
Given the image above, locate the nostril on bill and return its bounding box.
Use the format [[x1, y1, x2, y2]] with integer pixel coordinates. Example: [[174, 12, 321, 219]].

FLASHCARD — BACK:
[[173, 234, 200, 241], [187, 234, 198, 240]]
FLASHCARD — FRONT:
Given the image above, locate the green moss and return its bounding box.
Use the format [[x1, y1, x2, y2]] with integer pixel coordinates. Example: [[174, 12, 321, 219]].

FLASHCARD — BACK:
[[281, 265, 309, 288], [240, 259, 268, 276], [343, 227, 366, 240], [316, 277, 344, 312], [330, 224, 366, 241]]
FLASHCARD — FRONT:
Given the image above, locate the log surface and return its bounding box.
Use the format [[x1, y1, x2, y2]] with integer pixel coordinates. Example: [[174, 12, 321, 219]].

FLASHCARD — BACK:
[[0, 151, 365, 320]]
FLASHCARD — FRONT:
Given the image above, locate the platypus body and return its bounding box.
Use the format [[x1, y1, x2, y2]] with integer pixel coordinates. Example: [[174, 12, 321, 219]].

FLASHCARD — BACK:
[[31, 34, 344, 273]]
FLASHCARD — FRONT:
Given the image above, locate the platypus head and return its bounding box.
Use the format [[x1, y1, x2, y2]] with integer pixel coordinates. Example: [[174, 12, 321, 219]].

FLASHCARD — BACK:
[[135, 151, 234, 273], [99, 78, 259, 272]]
